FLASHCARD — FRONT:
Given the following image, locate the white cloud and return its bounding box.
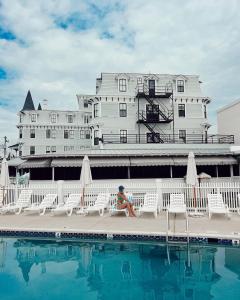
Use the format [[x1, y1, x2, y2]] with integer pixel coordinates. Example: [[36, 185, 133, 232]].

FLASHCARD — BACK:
[[0, 0, 240, 144]]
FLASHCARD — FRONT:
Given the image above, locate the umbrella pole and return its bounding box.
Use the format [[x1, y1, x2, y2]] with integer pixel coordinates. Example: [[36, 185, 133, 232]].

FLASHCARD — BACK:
[[193, 186, 197, 210], [81, 187, 85, 209]]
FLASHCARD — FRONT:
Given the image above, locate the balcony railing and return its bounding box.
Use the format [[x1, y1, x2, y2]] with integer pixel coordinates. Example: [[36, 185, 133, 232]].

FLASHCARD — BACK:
[[102, 134, 234, 144], [136, 83, 173, 97]]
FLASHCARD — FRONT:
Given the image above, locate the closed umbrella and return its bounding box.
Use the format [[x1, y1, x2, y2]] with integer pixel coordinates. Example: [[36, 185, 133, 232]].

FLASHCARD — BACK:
[[0, 158, 10, 206], [79, 155, 92, 211], [186, 152, 198, 212]]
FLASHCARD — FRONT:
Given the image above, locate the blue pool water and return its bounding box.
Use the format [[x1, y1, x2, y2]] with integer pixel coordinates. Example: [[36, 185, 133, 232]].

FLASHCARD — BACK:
[[0, 238, 240, 299]]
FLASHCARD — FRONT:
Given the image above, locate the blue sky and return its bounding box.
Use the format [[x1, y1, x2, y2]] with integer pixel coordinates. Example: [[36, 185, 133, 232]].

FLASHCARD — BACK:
[[0, 0, 240, 142]]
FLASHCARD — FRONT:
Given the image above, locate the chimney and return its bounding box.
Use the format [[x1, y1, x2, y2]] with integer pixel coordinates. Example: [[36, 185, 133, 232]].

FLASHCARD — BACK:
[[42, 99, 48, 110]]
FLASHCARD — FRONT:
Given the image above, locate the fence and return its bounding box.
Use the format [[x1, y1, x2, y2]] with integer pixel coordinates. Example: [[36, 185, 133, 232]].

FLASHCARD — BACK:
[[1, 180, 240, 212]]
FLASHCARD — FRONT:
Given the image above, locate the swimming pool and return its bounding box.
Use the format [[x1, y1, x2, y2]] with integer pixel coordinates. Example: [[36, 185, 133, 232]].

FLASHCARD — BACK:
[[0, 238, 239, 300]]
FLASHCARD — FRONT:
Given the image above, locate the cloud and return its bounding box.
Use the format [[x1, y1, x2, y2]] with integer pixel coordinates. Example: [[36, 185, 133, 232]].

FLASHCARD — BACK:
[[0, 0, 240, 143]]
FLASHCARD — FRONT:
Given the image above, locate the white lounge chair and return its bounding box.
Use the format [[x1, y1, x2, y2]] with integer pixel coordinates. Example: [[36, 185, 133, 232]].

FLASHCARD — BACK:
[[52, 194, 81, 216], [84, 193, 111, 216], [167, 193, 188, 230], [109, 196, 129, 217], [24, 193, 57, 216], [0, 189, 32, 214], [207, 193, 230, 219], [138, 193, 158, 218]]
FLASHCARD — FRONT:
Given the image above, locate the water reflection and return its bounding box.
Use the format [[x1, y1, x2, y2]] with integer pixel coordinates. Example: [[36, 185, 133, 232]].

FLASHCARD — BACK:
[[0, 238, 239, 299]]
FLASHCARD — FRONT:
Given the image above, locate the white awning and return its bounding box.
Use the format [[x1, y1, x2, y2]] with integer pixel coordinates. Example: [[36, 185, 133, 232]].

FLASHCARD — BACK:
[[51, 158, 82, 167], [20, 159, 51, 169], [130, 157, 174, 166], [173, 157, 237, 166], [51, 157, 130, 168], [90, 157, 130, 167]]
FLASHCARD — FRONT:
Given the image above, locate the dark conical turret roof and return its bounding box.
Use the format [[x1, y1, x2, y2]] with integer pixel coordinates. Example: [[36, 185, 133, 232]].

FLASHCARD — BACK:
[[37, 103, 42, 110], [22, 90, 35, 111]]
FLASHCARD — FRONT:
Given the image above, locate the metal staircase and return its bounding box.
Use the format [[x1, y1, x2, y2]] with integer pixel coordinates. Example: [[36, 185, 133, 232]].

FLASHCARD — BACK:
[[136, 82, 174, 143]]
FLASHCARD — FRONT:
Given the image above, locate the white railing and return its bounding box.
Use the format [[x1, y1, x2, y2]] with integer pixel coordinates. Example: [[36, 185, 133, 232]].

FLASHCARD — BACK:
[[1, 180, 240, 212]]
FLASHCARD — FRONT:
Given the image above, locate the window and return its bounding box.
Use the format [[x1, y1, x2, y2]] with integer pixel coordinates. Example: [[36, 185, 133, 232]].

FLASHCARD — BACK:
[[80, 130, 85, 139], [177, 80, 184, 92], [31, 114, 37, 122], [84, 100, 88, 108], [94, 103, 99, 118], [178, 104, 186, 117], [67, 114, 73, 123], [50, 114, 57, 123], [94, 130, 99, 145], [30, 146, 35, 155], [85, 130, 91, 139], [137, 77, 142, 84], [19, 114, 23, 123], [147, 133, 161, 143], [64, 130, 74, 139], [30, 128, 35, 138], [179, 130, 186, 143], [64, 146, 74, 152], [84, 114, 92, 124], [204, 105, 207, 119], [69, 130, 74, 139], [120, 130, 127, 143], [46, 146, 51, 153], [119, 103, 127, 117], [51, 130, 56, 139], [46, 129, 51, 139], [119, 79, 127, 92], [19, 129, 23, 139], [51, 146, 56, 153]]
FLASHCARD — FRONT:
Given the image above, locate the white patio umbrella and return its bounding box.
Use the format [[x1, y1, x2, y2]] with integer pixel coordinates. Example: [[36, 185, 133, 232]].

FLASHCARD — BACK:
[[80, 155, 92, 209], [0, 158, 10, 206], [186, 152, 198, 210]]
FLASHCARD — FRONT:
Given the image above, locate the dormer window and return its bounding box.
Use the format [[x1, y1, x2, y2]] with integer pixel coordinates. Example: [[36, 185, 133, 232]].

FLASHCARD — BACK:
[[119, 79, 127, 92], [67, 114, 74, 123], [31, 114, 37, 122], [50, 114, 57, 123], [177, 80, 184, 92]]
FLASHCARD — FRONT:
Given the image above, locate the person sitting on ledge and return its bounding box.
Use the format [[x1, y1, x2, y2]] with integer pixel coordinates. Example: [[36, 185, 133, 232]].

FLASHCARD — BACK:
[[117, 185, 136, 217]]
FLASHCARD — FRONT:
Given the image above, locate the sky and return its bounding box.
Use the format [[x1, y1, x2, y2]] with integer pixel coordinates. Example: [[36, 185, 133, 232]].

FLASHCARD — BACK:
[[0, 0, 240, 145]]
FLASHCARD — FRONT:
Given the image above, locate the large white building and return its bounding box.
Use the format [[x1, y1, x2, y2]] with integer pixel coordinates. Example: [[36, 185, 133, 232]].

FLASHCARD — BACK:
[[18, 91, 92, 156], [217, 99, 240, 145], [14, 73, 238, 180], [83, 72, 211, 146]]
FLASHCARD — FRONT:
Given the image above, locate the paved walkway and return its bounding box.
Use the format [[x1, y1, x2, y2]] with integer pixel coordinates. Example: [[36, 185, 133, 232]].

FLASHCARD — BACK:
[[0, 211, 239, 239]]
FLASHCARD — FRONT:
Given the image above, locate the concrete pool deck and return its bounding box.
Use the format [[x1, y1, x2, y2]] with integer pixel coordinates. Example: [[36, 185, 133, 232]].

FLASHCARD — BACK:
[[0, 212, 239, 240]]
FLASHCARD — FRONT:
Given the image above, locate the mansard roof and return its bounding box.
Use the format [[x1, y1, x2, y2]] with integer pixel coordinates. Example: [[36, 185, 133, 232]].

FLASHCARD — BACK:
[[22, 90, 35, 111]]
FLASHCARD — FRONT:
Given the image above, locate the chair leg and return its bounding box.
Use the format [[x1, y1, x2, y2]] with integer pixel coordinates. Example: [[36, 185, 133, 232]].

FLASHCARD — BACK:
[[67, 209, 73, 217], [15, 207, 22, 215], [40, 208, 46, 216]]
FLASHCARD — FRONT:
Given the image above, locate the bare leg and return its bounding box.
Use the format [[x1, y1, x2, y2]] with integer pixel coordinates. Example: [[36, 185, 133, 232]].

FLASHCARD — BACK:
[[118, 203, 135, 217]]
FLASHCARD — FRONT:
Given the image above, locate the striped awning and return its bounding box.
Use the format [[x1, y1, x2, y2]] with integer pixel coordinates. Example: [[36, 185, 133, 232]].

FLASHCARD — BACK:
[[20, 159, 51, 169], [173, 156, 237, 166], [51, 158, 82, 168], [51, 157, 130, 168], [130, 157, 174, 166]]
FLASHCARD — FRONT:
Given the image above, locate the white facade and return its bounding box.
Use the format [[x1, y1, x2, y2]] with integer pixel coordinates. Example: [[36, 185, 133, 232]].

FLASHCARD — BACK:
[[217, 99, 240, 145], [79, 72, 211, 146], [18, 108, 91, 156]]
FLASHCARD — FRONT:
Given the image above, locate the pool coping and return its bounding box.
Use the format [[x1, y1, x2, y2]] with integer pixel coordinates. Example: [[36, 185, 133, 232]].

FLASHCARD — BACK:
[[0, 227, 240, 246]]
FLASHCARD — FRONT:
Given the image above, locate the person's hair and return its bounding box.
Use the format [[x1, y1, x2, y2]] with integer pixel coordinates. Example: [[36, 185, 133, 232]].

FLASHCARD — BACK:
[[118, 185, 124, 192]]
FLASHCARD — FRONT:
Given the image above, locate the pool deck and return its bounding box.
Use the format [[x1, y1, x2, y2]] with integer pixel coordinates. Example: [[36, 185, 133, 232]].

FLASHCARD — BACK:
[[0, 211, 240, 241]]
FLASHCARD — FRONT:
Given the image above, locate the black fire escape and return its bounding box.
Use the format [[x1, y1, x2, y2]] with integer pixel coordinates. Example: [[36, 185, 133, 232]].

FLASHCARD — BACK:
[[136, 80, 174, 143]]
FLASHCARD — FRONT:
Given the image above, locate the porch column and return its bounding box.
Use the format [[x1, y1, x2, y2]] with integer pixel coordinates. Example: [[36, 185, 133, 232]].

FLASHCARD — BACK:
[[216, 165, 219, 178], [52, 167, 55, 181], [170, 165, 173, 178], [127, 166, 131, 179], [230, 165, 234, 177]]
